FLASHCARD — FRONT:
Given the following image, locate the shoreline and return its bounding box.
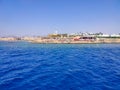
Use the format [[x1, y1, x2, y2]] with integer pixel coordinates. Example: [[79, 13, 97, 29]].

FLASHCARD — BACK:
[[1, 37, 120, 44], [1, 40, 120, 44]]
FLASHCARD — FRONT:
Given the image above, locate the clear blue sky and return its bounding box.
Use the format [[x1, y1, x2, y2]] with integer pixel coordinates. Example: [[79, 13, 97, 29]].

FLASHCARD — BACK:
[[0, 0, 120, 36]]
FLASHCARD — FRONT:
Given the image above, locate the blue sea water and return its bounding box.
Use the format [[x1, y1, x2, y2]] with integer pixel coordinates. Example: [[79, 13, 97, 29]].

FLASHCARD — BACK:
[[0, 41, 120, 90]]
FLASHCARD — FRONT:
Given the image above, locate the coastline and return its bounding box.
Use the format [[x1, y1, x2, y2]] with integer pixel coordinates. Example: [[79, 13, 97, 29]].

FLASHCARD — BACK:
[[1, 37, 120, 44]]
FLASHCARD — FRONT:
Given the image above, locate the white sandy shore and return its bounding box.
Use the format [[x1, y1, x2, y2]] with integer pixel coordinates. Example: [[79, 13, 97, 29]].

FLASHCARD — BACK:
[[0, 37, 120, 44]]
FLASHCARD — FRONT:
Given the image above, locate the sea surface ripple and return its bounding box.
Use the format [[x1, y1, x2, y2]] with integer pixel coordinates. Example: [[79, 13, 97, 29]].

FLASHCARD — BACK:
[[0, 41, 120, 90]]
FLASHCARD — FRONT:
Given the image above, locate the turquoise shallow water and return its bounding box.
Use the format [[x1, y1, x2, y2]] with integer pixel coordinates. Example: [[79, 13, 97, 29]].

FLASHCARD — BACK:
[[0, 41, 120, 90]]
